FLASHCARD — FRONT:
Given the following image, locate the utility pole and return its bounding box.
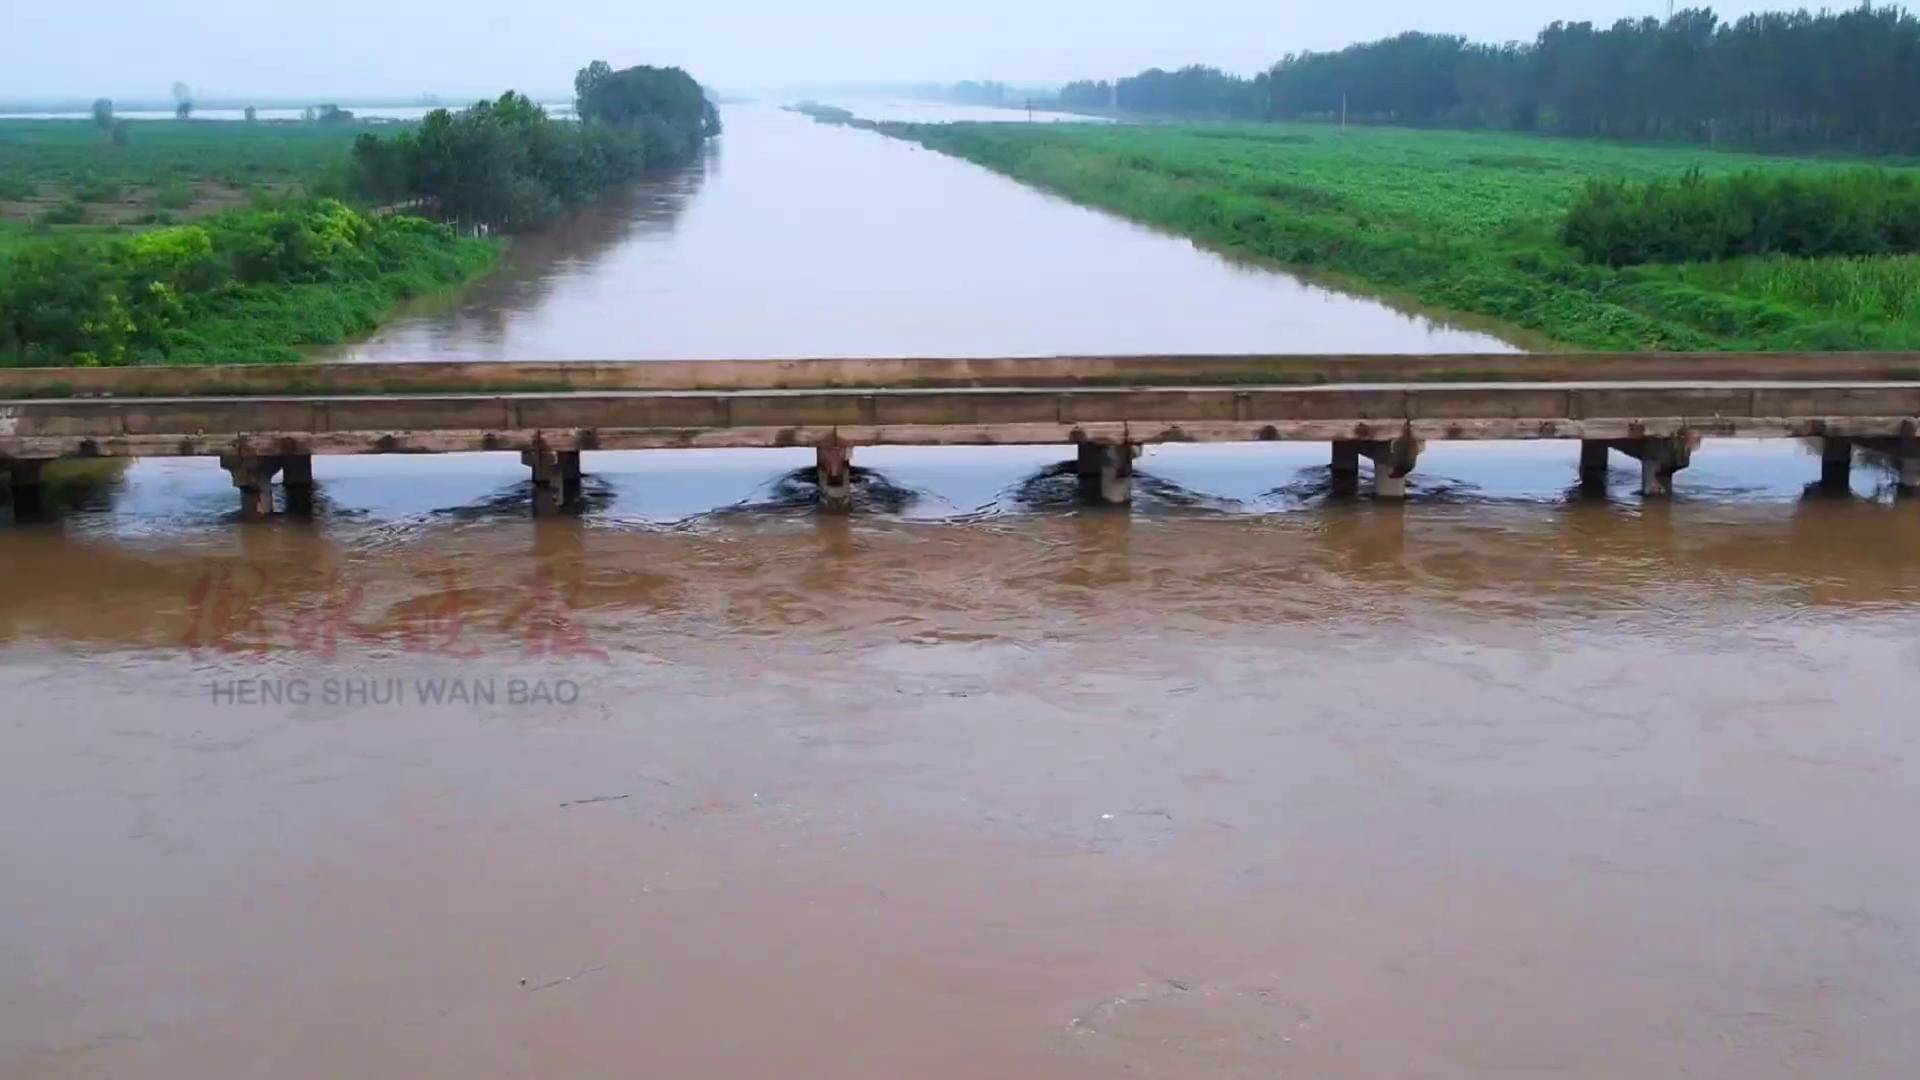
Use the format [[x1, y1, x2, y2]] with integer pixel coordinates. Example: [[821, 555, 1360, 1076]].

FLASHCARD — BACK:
[[1341, 92, 1348, 131]]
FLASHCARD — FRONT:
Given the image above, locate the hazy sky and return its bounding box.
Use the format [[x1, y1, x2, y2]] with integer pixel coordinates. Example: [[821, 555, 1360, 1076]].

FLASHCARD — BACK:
[[6, 0, 1802, 102]]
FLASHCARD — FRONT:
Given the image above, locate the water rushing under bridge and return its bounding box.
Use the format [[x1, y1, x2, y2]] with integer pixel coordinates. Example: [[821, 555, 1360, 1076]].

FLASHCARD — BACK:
[[2, 353, 1918, 517]]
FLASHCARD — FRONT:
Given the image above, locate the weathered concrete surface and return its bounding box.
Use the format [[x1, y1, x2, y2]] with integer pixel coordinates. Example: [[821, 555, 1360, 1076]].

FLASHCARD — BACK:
[[817, 444, 853, 512], [1609, 435, 1699, 498], [1821, 437, 1854, 491], [1579, 439, 1611, 490], [521, 449, 584, 517], [2, 383, 1919, 461], [1073, 442, 1133, 505], [4, 368, 1920, 514], [218, 453, 282, 519], [5, 459, 45, 519], [1357, 433, 1423, 500], [4, 353, 1920, 400]]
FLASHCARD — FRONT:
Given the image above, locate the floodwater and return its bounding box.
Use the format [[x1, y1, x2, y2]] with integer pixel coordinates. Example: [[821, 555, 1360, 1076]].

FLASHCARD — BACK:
[[325, 104, 1512, 360], [4, 105, 1920, 1080]]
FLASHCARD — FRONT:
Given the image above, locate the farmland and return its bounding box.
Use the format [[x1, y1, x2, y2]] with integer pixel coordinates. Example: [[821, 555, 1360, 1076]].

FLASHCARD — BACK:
[[0, 118, 495, 367], [0, 118, 371, 230], [902, 120, 1920, 351]]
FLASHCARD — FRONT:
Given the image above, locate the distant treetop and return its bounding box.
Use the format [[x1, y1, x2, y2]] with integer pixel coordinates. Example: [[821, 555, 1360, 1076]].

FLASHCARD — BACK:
[[574, 61, 720, 141]]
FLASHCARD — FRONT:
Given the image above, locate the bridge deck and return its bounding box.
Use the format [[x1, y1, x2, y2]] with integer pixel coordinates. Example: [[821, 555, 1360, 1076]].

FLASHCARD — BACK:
[[2, 356, 1918, 514]]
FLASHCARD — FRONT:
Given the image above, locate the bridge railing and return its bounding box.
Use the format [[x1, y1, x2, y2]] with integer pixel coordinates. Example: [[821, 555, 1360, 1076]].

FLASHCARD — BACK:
[[3, 352, 1920, 399]]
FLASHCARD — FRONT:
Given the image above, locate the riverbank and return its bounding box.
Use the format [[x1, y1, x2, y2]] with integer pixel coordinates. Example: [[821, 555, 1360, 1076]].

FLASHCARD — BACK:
[[0, 201, 497, 367], [901, 120, 1920, 352], [0, 117, 502, 367]]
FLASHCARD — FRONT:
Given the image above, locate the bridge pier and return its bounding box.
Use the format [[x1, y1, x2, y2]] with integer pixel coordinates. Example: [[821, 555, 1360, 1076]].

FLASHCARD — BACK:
[[1820, 437, 1854, 491], [522, 449, 583, 516], [1361, 435, 1421, 500], [281, 454, 315, 515], [6, 460, 47, 520], [817, 444, 853, 512], [1612, 435, 1695, 498], [1076, 442, 1133, 505], [1579, 439, 1611, 490], [220, 453, 282, 519], [1329, 441, 1362, 497]]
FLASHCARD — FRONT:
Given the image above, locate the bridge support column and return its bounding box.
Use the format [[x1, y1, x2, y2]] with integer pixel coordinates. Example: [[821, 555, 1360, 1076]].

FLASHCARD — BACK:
[[281, 454, 315, 515], [559, 451, 583, 507], [1613, 435, 1695, 498], [1360, 435, 1421, 501], [1820, 437, 1853, 491], [1329, 441, 1362, 497], [817, 444, 853, 512], [7, 460, 47, 520], [1579, 440, 1611, 490], [522, 449, 582, 517], [220, 453, 281, 519], [1076, 442, 1132, 505]]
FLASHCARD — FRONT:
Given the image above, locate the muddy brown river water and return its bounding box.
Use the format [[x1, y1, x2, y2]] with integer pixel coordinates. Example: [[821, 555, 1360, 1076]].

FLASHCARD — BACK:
[[3, 105, 1919, 1078]]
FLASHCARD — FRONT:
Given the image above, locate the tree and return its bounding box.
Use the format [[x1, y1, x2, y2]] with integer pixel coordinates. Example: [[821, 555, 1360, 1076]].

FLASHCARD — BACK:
[[1091, 66, 1265, 119], [1058, 80, 1115, 111], [244, 106, 257, 123], [1230, 6, 1920, 154], [352, 66, 720, 231], [171, 82, 193, 121], [91, 98, 113, 130], [574, 60, 612, 107], [574, 61, 721, 144]]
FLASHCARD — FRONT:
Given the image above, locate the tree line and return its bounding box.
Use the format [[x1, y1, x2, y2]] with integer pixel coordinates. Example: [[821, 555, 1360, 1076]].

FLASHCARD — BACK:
[[348, 63, 719, 228], [1055, 6, 1920, 154], [1058, 67, 1265, 119]]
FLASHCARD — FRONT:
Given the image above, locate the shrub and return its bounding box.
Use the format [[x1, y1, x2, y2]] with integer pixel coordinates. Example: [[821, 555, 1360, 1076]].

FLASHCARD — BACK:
[[43, 200, 88, 225], [1564, 168, 1920, 266], [0, 200, 494, 366], [151, 182, 194, 210], [74, 176, 124, 203]]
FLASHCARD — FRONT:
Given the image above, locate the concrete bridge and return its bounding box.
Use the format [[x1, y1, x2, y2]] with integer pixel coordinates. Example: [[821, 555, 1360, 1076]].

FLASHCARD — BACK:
[[2, 353, 1918, 517]]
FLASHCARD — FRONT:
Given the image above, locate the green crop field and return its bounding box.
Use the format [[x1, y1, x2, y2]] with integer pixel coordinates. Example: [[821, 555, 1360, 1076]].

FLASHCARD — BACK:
[[0, 118, 375, 229], [903, 120, 1920, 351]]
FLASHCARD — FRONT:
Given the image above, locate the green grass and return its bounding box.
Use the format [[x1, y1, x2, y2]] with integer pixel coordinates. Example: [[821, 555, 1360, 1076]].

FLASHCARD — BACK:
[[0, 202, 500, 367], [0, 119, 502, 367], [902, 120, 1920, 351]]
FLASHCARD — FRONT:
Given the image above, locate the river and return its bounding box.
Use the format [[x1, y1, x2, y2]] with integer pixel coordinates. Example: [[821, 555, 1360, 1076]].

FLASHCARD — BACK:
[[3, 104, 1918, 1079]]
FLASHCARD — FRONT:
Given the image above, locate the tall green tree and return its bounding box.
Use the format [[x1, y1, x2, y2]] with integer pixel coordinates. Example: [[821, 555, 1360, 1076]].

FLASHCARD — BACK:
[[1249, 6, 1920, 154]]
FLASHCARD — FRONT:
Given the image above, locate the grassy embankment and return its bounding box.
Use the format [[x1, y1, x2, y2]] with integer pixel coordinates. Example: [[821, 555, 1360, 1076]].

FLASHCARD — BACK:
[[0, 119, 496, 366], [902, 121, 1920, 351]]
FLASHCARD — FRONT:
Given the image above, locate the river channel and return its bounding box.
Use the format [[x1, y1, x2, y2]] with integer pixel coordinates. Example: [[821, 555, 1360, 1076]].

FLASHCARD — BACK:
[[2, 103, 1917, 1079]]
